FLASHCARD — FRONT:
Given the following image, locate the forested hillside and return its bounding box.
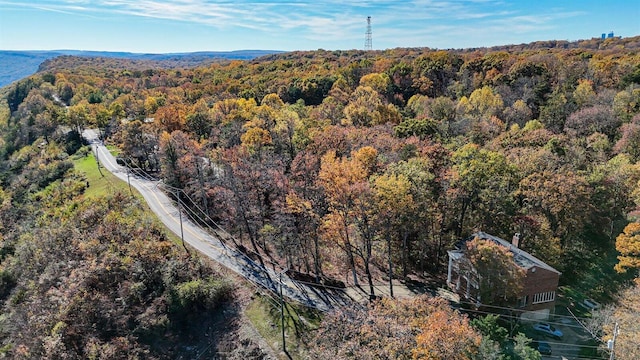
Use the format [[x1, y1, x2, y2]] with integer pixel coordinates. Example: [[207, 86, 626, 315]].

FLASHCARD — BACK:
[[1, 35, 640, 359], [0, 50, 282, 88]]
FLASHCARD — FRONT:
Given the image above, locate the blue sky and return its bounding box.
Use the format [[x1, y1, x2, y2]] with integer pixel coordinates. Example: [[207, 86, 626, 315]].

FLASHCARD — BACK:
[[0, 0, 638, 53]]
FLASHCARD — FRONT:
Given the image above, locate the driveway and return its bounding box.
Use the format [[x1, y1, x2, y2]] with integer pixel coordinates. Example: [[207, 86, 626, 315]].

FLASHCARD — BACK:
[[524, 308, 604, 360]]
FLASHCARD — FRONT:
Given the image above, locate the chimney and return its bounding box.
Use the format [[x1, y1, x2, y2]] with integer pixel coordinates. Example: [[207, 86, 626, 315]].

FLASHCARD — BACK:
[[512, 233, 520, 248]]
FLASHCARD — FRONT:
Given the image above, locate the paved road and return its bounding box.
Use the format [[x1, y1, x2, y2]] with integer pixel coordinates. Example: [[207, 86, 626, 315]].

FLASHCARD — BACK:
[[83, 129, 348, 312]]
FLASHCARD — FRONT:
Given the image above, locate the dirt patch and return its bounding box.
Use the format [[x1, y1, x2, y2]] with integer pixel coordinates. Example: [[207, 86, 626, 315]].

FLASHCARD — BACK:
[[165, 264, 279, 360], [344, 271, 446, 304]]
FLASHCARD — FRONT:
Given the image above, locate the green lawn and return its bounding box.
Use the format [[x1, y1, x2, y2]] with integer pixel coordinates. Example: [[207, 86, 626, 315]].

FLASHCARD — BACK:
[[71, 146, 184, 246], [73, 148, 130, 198]]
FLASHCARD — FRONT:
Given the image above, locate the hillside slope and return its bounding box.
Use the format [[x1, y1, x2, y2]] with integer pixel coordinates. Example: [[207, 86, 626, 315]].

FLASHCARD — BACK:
[[0, 49, 283, 88]]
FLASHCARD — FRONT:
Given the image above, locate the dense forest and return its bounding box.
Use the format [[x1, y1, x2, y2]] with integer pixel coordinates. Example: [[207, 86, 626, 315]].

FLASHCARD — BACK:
[[1, 35, 640, 359], [0, 50, 282, 88]]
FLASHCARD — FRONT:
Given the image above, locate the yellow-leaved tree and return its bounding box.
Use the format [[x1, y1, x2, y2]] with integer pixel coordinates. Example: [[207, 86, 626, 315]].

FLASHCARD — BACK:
[[615, 222, 640, 274]]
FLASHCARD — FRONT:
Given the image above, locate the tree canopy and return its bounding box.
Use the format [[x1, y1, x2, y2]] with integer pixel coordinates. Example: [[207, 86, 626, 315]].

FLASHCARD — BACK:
[[1, 35, 640, 358]]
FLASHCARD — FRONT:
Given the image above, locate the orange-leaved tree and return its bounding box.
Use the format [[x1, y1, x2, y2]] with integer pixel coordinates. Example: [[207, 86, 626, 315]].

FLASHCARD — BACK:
[[310, 296, 480, 360], [412, 299, 481, 360]]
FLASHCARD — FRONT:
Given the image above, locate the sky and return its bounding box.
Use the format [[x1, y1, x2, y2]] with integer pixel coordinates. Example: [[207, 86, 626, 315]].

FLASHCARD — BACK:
[[0, 0, 639, 53]]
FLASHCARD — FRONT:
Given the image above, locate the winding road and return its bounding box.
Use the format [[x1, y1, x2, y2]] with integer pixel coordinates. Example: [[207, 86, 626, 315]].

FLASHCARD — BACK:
[[83, 129, 348, 312]]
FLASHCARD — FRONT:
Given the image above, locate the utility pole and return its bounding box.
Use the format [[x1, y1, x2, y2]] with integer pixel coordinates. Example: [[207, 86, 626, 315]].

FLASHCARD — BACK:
[[608, 322, 619, 360], [278, 269, 288, 354], [176, 190, 188, 254], [126, 163, 132, 195], [94, 144, 103, 177]]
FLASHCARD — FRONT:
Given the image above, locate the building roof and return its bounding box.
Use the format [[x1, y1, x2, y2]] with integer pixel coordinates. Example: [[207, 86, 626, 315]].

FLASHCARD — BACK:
[[457, 231, 561, 275]]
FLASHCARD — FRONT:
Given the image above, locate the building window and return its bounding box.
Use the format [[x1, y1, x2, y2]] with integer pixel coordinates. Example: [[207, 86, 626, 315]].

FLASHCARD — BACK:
[[518, 295, 528, 307], [532, 291, 555, 304]]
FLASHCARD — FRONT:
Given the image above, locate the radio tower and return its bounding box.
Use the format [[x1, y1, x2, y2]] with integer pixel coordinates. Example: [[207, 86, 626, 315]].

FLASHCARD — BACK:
[[365, 16, 372, 51]]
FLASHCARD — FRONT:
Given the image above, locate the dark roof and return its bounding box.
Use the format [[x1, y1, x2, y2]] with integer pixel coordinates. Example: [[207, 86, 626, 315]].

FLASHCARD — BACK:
[[456, 231, 561, 275]]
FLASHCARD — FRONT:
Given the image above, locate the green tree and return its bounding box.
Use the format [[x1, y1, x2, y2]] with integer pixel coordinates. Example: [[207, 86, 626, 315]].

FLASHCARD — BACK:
[[511, 333, 541, 360], [343, 86, 384, 126], [462, 86, 504, 119], [66, 102, 89, 134], [120, 120, 158, 171], [573, 79, 596, 108], [451, 144, 516, 236], [359, 72, 391, 95], [471, 314, 508, 344], [613, 87, 640, 122], [474, 337, 507, 360], [7, 78, 37, 113], [538, 90, 570, 133], [186, 111, 212, 139]]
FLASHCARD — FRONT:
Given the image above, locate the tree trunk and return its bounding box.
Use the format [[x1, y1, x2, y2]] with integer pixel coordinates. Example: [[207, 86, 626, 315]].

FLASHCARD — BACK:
[[364, 257, 375, 298], [402, 231, 408, 278], [313, 230, 322, 282], [457, 197, 470, 237], [342, 217, 358, 287], [195, 157, 208, 215], [240, 204, 264, 267], [346, 243, 358, 287]]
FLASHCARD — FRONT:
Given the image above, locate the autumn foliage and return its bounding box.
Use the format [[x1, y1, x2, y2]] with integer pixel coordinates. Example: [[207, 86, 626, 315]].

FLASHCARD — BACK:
[[615, 222, 640, 274], [309, 296, 480, 360], [1, 35, 640, 357], [464, 238, 526, 305]]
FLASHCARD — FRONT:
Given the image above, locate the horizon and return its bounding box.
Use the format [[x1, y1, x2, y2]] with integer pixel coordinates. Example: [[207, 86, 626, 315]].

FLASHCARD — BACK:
[[2, 33, 638, 56], [0, 49, 282, 55], [1, 1, 638, 54]]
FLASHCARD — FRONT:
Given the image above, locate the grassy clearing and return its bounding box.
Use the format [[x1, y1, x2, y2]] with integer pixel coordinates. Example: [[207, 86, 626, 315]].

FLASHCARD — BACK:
[[72, 147, 129, 198], [245, 294, 322, 360], [71, 146, 184, 246]]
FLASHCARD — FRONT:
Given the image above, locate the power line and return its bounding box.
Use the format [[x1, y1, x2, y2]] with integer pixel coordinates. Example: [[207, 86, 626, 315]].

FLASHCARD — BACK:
[[567, 305, 603, 342], [121, 163, 345, 312], [457, 300, 596, 322], [505, 336, 603, 351], [460, 307, 590, 331]]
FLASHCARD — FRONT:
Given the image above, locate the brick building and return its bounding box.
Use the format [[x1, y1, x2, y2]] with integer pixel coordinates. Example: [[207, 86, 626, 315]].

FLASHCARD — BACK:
[[447, 232, 560, 312]]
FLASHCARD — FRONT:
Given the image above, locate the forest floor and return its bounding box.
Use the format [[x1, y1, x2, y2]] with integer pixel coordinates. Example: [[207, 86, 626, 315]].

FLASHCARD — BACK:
[[344, 272, 452, 303]]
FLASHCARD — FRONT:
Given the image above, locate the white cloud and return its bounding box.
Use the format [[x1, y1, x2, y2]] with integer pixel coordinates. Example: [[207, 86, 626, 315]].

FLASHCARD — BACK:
[[0, 0, 587, 47]]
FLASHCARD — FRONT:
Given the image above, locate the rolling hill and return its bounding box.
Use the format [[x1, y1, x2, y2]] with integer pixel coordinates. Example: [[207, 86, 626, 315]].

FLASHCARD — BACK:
[[0, 49, 283, 88]]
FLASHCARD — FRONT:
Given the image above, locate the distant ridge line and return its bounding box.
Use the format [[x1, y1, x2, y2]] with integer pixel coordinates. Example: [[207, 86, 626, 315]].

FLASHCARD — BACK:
[[0, 49, 285, 88]]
